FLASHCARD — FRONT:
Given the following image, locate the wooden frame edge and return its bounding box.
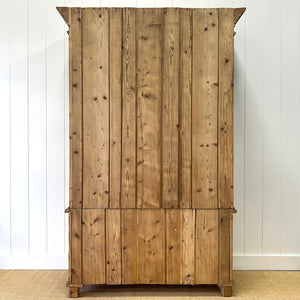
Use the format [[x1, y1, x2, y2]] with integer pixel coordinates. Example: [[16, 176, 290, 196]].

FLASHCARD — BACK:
[[57, 7, 71, 26], [234, 8, 246, 26]]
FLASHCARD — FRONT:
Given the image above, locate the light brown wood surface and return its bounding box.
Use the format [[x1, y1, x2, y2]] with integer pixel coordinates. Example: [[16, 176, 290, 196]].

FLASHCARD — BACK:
[[218, 8, 235, 209], [106, 209, 121, 284], [121, 8, 136, 208], [57, 6, 245, 298], [109, 8, 122, 209], [179, 9, 192, 209], [64, 7, 241, 210], [82, 8, 109, 209], [82, 209, 105, 284], [162, 8, 179, 209], [192, 8, 218, 209], [136, 8, 162, 208], [69, 8, 82, 209]]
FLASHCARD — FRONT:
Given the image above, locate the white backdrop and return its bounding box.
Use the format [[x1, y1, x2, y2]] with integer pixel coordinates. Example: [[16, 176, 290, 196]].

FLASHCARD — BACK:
[[0, 0, 299, 270]]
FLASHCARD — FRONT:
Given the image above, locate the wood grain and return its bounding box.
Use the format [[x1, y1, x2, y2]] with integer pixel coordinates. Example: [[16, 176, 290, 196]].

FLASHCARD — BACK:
[[106, 209, 121, 284], [62, 7, 241, 293], [82, 209, 105, 284], [82, 8, 109, 208], [195, 209, 218, 284], [218, 210, 232, 287], [166, 209, 181, 283], [137, 209, 165, 284], [192, 9, 218, 208], [162, 8, 179, 208], [109, 8, 122, 209], [136, 9, 162, 208], [179, 9, 192, 209], [69, 8, 82, 208], [181, 209, 195, 284], [121, 8, 136, 208], [218, 8, 234, 209], [70, 209, 82, 284], [121, 209, 137, 284]]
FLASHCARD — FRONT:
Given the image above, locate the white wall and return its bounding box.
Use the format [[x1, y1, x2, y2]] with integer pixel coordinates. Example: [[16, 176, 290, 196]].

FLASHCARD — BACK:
[[0, 0, 299, 270]]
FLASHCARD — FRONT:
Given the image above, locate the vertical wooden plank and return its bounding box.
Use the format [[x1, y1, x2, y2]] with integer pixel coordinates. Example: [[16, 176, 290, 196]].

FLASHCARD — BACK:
[[82, 209, 105, 284], [219, 210, 232, 286], [136, 8, 162, 208], [121, 8, 136, 208], [69, 8, 82, 208], [106, 209, 121, 284], [218, 8, 234, 209], [162, 8, 179, 208], [192, 9, 218, 208], [166, 209, 181, 283], [195, 210, 218, 284], [179, 9, 192, 209], [181, 209, 195, 284], [83, 8, 109, 208], [70, 209, 82, 284], [137, 209, 165, 284], [109, 8, 122, 209], [121, 209, 137, 284]]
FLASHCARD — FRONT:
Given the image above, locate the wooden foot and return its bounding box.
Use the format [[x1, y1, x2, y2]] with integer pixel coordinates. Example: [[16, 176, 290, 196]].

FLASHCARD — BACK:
[[69, 287, 80, 298], [219, 286, 232, 297]]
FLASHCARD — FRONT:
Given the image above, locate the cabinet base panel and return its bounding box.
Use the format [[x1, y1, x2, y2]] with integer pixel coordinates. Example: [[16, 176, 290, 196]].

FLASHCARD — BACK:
[[67, 284, 233, 298]]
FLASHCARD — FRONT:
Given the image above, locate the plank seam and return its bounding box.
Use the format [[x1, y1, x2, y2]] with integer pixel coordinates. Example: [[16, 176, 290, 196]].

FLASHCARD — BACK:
[[120, 8, 123, 210], [108, 8, 111, 209], [190, 9, 193, 209], [160, 8, 165, 209], [80, 7, 83, 285], [135, 8, 138, 209]]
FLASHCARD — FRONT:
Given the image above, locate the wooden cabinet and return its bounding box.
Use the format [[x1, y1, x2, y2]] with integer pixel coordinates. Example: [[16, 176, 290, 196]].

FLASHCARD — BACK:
[[58, 7, 245, 298]]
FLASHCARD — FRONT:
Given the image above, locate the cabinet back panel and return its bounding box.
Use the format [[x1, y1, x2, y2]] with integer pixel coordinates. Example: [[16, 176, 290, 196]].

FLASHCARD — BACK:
[[69, 7, 234, 209], [78, 208, 220, 285]]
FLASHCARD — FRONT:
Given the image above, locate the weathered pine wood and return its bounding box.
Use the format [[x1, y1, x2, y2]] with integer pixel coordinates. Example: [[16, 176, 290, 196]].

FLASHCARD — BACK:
[[70, 209, 82, 284], [181, 209, 195, 284], [58, 7, 246, 297], [121, 209, 137, 283], [218, 8, 234, 209], [121, 8, 136, 208], [234, 7, 246, 25], [82, 8, 109, 208], [218, 210, 233, 295], [82, 209, 105, 284], [69, 8, 82, 208], [136, 8, 162, 208], [195, 209, 219, 284], [166, 209, 181, 283], [69, 287, 79, 298], [57, 7, 71, 26], [109, 8, 122, 209], [137, 209, 165, 284], [179, 9, 192, 209], [106, 209, 121, 284], [162, 8, 179, 208], [192, 9, 218, 209]]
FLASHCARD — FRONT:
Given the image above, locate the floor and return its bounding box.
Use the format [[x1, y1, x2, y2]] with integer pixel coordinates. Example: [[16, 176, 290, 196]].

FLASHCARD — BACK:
[[0, 270, 299, 299]]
